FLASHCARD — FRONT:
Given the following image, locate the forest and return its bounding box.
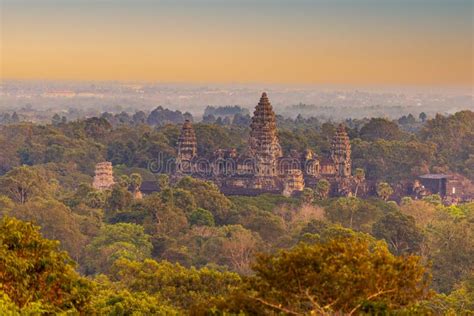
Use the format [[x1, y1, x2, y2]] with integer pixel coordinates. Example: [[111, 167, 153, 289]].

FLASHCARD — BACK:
[[0, 110, 473, 314]]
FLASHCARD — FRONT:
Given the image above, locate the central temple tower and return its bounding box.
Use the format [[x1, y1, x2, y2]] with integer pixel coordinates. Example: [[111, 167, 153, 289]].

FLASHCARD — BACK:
[[248, 92, 283, 177]]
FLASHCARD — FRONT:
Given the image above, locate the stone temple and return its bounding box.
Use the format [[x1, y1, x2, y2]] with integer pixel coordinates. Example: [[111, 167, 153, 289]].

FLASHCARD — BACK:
[[173, 92, 361, 197], [92, 161, 115, 190]]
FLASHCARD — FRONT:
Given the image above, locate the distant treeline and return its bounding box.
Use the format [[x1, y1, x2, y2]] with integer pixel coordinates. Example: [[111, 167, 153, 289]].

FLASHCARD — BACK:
[[0, 112, 20, 124], [99, 106, 193, 127], [204, 105, 249, 117], [282, 102, 466, 121]]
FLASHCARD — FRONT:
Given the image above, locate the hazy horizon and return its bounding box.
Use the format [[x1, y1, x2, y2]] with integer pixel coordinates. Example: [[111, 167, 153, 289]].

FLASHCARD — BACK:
[[2, 79, 472, 122], [2, 79, 473, 94]]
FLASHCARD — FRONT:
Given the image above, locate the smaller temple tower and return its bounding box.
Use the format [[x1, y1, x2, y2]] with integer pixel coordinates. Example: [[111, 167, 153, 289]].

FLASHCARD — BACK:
[[92, 161, 115, 190], [176, 120, 197, 174], [331, 124, 352, 178]]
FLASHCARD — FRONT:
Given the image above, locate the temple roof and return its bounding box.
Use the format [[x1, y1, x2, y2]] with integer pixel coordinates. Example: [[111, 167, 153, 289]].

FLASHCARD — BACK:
[[336, 123, 346, 133], [253, 92, 274, 118], [182, 119, 193, 130]]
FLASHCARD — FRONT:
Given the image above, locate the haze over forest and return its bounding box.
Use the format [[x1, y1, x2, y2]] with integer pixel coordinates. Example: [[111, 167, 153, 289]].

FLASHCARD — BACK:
[[1, 80, 473, 122]]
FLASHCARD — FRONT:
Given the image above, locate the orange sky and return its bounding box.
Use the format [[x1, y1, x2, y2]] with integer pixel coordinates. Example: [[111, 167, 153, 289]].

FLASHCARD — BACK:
[[1, 1, 473, 86]]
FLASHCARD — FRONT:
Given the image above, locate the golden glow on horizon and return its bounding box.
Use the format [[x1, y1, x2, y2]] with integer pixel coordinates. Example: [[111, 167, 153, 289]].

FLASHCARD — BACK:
[[1, 3, 472, 86]]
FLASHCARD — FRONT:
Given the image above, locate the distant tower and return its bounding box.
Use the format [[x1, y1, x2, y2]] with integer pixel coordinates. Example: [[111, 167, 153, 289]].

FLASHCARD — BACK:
[[176, 119, 197, 173], [92, 162, 115, 190], [331, 124, 352, 177], [248, 92, 283, 177]]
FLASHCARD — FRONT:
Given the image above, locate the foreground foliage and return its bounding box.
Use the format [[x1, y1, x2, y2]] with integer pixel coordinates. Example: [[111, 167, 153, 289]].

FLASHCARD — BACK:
[[220, 235, 430, 315], [0, 216, 92, 313]]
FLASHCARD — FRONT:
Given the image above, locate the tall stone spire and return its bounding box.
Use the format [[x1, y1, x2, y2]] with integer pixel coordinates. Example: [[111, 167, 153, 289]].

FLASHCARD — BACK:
[[331, 124, 351, 177], [248, 92, 282, 177], [177, 120, 197, 173]]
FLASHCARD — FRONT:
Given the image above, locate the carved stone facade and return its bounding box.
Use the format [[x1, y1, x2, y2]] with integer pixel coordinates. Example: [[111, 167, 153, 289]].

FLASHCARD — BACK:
[[92, 161, 115, 190], [173, 92, 362, 197]]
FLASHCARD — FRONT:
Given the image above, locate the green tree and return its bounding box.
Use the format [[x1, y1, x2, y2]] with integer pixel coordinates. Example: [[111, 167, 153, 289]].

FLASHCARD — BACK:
[[351, 139, 435, 182], [176, 176, 232, 223], [110, 257, 241, 311], [422, 272, 474, 314], [428, 213, 474, 293], [325, 197, 383, 232], [176, 224, 263, 273], [91, 286, 178, 315], [118, 175, 130, 188], [44, 144, 66, 163], [232, 206, 287, 244], [107, 184, 133, 215], [0, 195, 14, 216], [83, 117, 112, 138], [157, 173, 170, 190], [0, 166, 51, 204], [221, 235, 429, 314], [84, 223, 152, 275], [300, 188, 315, 204], [86, 190, 106, 209], [354, 168, 365, 197], [377, 182, 393, 201], [423, 194, 442, 205], [400, 200, 437, 228], [172, 188, 197, 215], [129, 173, 142, 193], [420, 111, 474, 179], [372, 211, 424, 256], [0, 217, 92, 313], [12, 197, 87, 261], [220, 225, 263, 274], [419, 112, 427, 123], [360, 118, 404, 141], [190, 208, 215, 227], [144, 193, 188, 237], [66, 182, 94, 207], [315, 179, 330, 200]]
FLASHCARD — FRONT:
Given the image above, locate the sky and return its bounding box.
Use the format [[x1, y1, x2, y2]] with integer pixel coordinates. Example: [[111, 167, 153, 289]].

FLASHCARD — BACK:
[[1, 0, 473, 87]]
